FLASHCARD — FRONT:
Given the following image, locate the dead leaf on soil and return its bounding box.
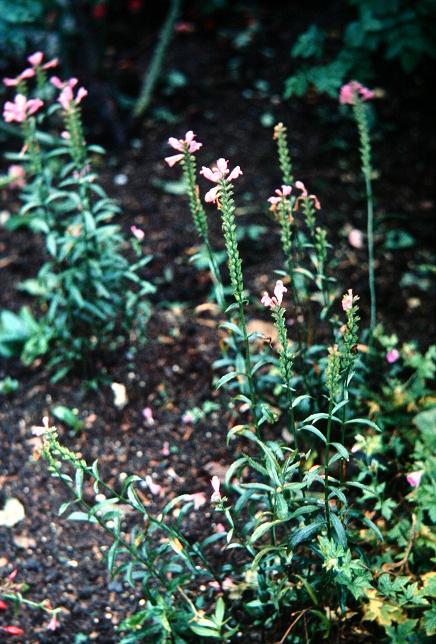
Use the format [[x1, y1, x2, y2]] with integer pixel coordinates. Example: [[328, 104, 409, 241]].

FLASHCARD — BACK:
[[0, 497, 25, 527]]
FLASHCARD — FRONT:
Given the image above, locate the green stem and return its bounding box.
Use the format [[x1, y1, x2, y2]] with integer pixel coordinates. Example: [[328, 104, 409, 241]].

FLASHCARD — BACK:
[[324, 401, 334, 537], [366, 174, 376, 329]]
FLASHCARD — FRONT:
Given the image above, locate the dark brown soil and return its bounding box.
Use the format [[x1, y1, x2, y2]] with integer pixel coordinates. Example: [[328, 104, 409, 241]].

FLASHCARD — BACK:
[[0, 3, 435, 642]]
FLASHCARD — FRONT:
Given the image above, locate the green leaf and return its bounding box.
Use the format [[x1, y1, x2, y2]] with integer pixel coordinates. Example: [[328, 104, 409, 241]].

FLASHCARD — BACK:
[[216, 371, 245, 389], [298, 424, 327, 443], [330, 513, 347, 547], [331, 442, 349, 460], [290, 520, 324, 547], [250, 520, 283, 544], [345, 418, 381, 432]]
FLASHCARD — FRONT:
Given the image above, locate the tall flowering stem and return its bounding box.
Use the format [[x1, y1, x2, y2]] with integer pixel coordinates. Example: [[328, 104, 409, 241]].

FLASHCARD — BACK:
[[324, 344, 341, 537], [166, 131, 225, 307], [340, 81, 376, 329], [338, 289, 360, 484], [201, 159, 260, 432], [262, 281, 298, 450]]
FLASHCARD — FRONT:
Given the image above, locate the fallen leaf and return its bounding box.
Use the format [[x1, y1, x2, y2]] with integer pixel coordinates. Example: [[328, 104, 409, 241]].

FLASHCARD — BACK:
[[0, 498, 25, 527]]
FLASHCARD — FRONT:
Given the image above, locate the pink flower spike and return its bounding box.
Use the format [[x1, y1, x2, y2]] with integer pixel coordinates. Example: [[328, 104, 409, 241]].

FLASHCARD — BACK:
[[3, 95, 43, 123], [386, 349, 400, 364], [340, 80, 374, 105], [406, 470, 424, 488], [201, 158, 242, 184], [28, 52, 44, 67], [348, 229, 364, 249], [47, 614, 60, 632], [130, 225, 145, 241], [211, 476, 221, 502], [341, 288, 354, 312], [167, 131, 202, 156], [273, 280, 287, 306], [165, 153, 184, 167]]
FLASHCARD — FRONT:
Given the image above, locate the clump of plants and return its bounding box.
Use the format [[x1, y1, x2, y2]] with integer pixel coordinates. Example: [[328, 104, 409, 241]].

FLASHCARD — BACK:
[[284, 0, 436, 98], [0, 52, 154, 381], [19, 78, 435, 642]]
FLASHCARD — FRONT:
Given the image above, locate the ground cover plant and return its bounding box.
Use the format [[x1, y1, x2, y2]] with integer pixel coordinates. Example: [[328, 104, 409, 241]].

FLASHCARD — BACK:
[[0, 4, 435, 642]]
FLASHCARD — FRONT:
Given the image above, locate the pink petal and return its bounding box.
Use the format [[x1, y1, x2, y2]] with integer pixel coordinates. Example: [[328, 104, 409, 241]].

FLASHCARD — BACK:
[[3, 78, 19, 87], [50, 76, 64, 89], [205, 185, 220, 203], [216, 158, 228, 176], [386, 349, 400, 364], [28, 51, 43, 67], [75, 87, 88, 105], [228, 165, 243, 181], [188, 140, 202, 153], [273, 280, 287, 305], [406, 470, 424, 488], [165, 153, 184, 167], [200, 166, 217, 182], [295, 180, 307, 195], [168, 136, 184, 152], [184, 130, 194, 143], [42, 58, 58, 70]]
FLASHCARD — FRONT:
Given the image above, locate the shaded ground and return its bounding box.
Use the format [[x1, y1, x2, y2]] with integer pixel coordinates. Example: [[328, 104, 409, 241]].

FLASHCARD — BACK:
[[0, 4, 435, 642]]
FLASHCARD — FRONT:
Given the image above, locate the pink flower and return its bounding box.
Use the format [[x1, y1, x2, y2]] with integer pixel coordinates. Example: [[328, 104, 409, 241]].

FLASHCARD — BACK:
[[3, 94, 43, 123], [142, 406, 154, 425], [341, 288, 359, 312], [31, 416, 51, 437], [8, 165, 26, 189], [58, 84, 87, 111], [211, 476, 221, 502], [47, 614, 60, 631], [3, 68, 35, 87], [165, 130, 202, 167], [187, 492, 207, 510], [215, 523, 226, 533], [294, 180, 321, 211], [182, 411, 194, 424], [406, 470, 424, 488], [268, 184, 292, 210], [50, 76, 78, 90], [130, 225, 145, 241], [200, 158, 243, 203], [261, 280, 287, 309], [27, 51, 58, 70], [386, 349, 400, 364], [145, 475, 162, 496], [161, 441, 170, 456], [348, 228, 364, 249], [339, 81, 375, 105]]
